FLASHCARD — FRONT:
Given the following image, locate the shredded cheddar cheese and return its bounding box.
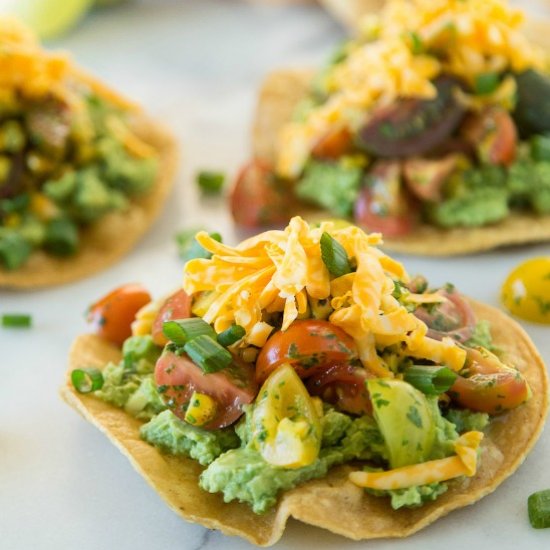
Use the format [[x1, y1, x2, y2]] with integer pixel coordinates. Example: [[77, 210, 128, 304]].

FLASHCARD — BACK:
[[277, 0, 546, 178], [182, 217, 467, 376], [0, 17, 139, 112], [349, 431, 484, 489]]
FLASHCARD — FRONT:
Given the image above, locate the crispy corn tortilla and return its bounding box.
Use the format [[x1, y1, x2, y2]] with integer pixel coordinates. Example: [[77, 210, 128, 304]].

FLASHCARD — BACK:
[[61, 301, 548, 546], [252, 16, 550, 255], [0, 115, 178, 289]]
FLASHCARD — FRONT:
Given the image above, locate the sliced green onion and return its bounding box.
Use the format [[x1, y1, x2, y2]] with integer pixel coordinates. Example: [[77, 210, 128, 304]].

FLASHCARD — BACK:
[[71, 368, 104, 393], [1, 313, 32, 328], [163, 318, 217, 346], [176, 230, 222, 262], [320, 232, 352, 277], [528, 489, 550, 528], [404, 365, 457, 395], [44, 218, 79, 256], [196, 170, 225, 194], [409, 31, 424, 54], [184, 334, 232, 374], [217, 324, 246, 347], [474, 72, 500, 95]]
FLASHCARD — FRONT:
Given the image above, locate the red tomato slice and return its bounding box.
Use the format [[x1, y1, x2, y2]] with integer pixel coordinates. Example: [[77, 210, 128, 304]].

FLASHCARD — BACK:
[[87, 283, 152, 347], [151, 289, 192, 346], [155, 351, 257, 429], [307, 363, 373, 416], [461, 107, 517, 166], [255, 319, 359, 384], [230, 159, 289, 227], [413, 289, 476, 344], [449, 348, 530, 414], [403, 154, 459, 202], [354, 160, 417, 237]]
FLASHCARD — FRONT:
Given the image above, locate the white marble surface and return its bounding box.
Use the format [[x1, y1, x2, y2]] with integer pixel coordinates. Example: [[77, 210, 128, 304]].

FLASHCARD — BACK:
[[1, 1, 550, 549]]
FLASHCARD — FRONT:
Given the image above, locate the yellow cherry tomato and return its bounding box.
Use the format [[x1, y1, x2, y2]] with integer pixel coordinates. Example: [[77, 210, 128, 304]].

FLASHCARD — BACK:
[[501, 257, 550, 324]]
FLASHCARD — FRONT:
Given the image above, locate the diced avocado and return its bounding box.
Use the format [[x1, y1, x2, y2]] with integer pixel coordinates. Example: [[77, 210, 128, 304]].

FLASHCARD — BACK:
[[122, 335, 161, 368], [0, 228, 32, 270], [43, 171, 78, 203], [296, 159, 363, 218], [18, 216, 46, 246], [0, 120, 26, 153], [98, 137, 157, 196], [73, 170, 116, 222], [427, 187, 509, 228], [43, 218, 79, 256]]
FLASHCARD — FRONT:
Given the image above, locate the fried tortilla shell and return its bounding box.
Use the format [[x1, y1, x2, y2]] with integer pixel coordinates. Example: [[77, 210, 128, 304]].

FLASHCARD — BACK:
[[0, 115, 178, 289], [60, 300, 548, 546]]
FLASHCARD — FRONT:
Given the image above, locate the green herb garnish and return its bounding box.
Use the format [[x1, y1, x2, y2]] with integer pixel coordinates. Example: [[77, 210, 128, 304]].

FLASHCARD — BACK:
[[71, 368, 104, 393], [1, 313, 32, 328], [320, 232, 352, 277], [184, 335, 233, 374], [163, 318, 217, 346], [196, 170, 225, 194], [528, 489, 550, 528], [404, 365, 457, 395], [217, 324, 246, 347]]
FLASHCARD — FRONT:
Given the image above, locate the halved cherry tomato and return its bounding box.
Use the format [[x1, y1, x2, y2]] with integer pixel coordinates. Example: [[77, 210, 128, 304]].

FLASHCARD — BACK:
[[151, 289, 192, 346], [403, 154, 460, 202], [311, 127, 353, 160], [155, 351, 257, 429], [461, 107, 517, 166], [449, 348, 530, 414], [255, 319, 359, 384], [230, 159, 289, 227], [307, 363, 373, 416], [87, 283, 152, 347], [357, 75, 465, 157], [413, 289, 476, 343], [354, 160, 417, 237]]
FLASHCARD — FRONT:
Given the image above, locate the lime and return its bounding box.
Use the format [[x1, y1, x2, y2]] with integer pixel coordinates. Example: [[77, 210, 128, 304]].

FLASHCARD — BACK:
[[8, 0, 93, 40]]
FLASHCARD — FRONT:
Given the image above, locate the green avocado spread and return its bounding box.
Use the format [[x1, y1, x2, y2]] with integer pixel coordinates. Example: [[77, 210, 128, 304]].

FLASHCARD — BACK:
[[93, 338, 483, 515]]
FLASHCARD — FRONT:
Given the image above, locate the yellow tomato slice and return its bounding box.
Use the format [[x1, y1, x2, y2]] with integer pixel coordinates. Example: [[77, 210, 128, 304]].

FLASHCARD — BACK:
[[501, 257, 550, 324], [251, 364, 322, 469]]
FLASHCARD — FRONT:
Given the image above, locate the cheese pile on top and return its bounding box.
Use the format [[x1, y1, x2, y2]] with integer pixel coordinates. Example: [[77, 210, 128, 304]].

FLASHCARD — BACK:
[[0, 17, 136, 111], [277, 0, 546, 178], [183, 217, 466, 378]]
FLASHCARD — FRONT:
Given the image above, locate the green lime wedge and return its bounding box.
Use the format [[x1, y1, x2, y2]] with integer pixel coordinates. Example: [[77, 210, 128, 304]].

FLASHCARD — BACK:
[[10, 0, 93, 40]]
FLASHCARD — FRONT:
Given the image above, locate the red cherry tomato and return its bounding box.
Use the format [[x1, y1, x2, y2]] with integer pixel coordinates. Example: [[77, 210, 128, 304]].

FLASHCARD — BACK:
[[151, 289, 193, 346], [461, 107, 517, 166], [230, 160, 289, 227], [307, 363, 374, 416], [354, 160, 417, 237], [87, 283, 152, 347], [311, 127, 353, 160], [403, 154, 459, 202], [449, 348, 530, 414], [155, 351, 257, 429], [255, 319, 359, 384], [413, 289, 476, 344]]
